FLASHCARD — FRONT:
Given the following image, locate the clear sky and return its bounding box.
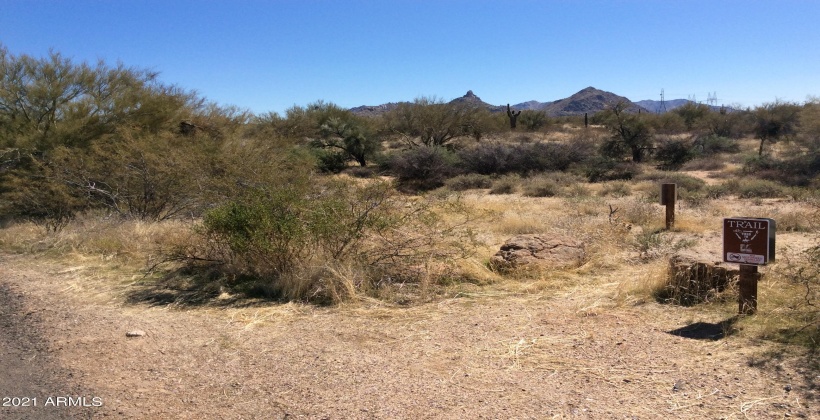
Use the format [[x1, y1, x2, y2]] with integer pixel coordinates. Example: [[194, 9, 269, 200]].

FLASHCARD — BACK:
[[2, 0, 817, 115]]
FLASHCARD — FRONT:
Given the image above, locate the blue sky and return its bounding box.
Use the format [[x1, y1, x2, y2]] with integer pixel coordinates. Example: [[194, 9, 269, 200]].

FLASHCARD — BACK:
[[1, 1, 817, 115]]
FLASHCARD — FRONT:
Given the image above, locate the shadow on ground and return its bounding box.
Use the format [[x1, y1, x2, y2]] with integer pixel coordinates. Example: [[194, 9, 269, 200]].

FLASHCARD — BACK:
[[667, 316, 739, 340], [125, 269, 281, 308]]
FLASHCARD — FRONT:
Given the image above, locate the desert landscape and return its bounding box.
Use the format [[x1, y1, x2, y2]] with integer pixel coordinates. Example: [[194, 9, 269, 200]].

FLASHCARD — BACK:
[[1, 46, 819, 419]]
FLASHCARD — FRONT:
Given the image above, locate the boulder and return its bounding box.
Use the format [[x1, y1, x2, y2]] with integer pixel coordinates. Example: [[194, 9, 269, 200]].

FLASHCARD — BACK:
[[490, 234, 586, 272]]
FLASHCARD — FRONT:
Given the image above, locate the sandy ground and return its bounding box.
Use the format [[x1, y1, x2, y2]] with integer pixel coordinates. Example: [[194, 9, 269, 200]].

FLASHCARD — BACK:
[[0, 253, 817, 419]]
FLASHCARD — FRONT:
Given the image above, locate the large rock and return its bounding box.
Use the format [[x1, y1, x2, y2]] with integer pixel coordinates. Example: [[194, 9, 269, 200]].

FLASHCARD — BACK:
[[661, 250, 740, 306], [490, 234, 586, 272]]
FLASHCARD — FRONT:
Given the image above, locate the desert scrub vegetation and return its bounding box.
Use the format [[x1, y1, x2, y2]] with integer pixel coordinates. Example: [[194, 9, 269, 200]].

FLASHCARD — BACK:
[[170, 178, 483, 304], [3, 43, 820, 316]]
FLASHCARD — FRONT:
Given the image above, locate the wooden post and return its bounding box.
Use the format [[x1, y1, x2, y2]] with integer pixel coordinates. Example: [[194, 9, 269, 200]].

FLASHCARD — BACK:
[[738, 264, 759, 315], [660, 183, 676, 230]]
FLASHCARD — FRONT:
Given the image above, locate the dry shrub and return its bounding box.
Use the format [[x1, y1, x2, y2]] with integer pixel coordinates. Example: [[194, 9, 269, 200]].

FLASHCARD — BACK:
[[489, 175, 520, 195], [753, 244, 820, 347], [598, 181, 631, 197]]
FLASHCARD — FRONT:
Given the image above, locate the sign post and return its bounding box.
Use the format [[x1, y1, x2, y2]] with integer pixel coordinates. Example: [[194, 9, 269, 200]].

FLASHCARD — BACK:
[[660, 184, 676, 230], [723, 218, 776, 315]]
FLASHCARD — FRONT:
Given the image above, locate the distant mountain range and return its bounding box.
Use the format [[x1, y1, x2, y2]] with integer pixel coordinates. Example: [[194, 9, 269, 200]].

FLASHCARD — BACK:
[[350, 86, 659, 117]]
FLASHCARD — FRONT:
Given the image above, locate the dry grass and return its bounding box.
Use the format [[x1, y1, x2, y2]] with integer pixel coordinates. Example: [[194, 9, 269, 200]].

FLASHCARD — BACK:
[[2, 157, 819, 349]]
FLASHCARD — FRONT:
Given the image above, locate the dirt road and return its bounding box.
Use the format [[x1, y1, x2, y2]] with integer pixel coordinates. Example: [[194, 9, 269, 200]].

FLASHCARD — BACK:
[[0, 254, 816, 419], [0, 281, 95, 419]]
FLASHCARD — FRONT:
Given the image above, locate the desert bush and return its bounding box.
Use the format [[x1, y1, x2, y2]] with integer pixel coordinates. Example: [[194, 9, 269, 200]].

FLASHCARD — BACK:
[[693, 134, 740, 155], [456, 140, 592, 176], [735, 179, 788, 198], [708, 178, 788, 199], [383, 97, 490, 147], [583, 156, 642, 182], [314, 149, 349, 173], [654, 137, 696, 170], [598, 181, 632, 197], [517, 110, 551, 132], [183, 179, 480, 304], [599, 101, 654, 162], [387, 146, 460, 191], [445, 174, 493, 191], [521, 176, 560, 197], [620, 199, 657, 227], [765, 244, 820, 346], [489, 175, 520, 195], [674, 102, 710, 131]]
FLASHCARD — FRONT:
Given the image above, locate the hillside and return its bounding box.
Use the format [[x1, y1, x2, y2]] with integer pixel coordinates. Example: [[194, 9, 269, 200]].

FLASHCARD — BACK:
[[350, 87, 649, 117]]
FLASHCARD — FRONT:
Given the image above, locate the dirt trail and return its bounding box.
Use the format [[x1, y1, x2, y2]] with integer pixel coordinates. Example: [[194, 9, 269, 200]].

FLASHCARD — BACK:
[[0, 281, 95, 419], [0, 254, 816, 419]]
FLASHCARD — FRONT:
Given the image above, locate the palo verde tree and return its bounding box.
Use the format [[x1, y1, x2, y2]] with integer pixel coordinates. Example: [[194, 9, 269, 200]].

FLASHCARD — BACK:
[[0, 44, 200, 151], [599, 101, 654, 163], [0, 45, 234, 225], [272, 101, 378, 169]]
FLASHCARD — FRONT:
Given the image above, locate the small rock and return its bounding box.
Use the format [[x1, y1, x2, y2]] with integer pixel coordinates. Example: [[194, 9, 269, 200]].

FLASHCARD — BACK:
[[126, 330, 146, 338]]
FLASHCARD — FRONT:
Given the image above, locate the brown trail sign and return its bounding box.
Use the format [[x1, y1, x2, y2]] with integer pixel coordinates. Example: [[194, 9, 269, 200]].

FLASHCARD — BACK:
[[723, 217, 776, 315]]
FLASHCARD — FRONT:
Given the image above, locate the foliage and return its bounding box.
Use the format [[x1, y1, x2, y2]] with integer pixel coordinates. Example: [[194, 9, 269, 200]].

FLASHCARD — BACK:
[[674, 102, 710, 131], [753, 101, 801, 156], [599, 101, 654, 162], [0, 44, 200, 151], [383, 97, 490, 147], [311, 114, 378, 167], [654, 137, 696, 170], [692, 134, 739, 155], [387, 146, 460, 191], [456, 140, 593, 176], [517, 110, 551, 132], [186, 179, 480, 303], [445, 174, 493, 191], [489, 175, 519, 195], [705, 107, 748, 138], [582, 156, 642, 182]]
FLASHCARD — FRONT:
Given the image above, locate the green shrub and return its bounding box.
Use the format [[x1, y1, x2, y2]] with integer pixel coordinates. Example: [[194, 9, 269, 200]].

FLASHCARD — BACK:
[[693, 134, 739, 155], [456, 141, 593, 176], [583, 157, 642, 182], [387, 146, 460, 191], [314, 149, 349, 173], [191, 179, 479, 304], [654, 137, 696, 170]]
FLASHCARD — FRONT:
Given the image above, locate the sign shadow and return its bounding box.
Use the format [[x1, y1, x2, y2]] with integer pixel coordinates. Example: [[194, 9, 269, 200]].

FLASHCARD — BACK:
[[667, 316, 739, 340]]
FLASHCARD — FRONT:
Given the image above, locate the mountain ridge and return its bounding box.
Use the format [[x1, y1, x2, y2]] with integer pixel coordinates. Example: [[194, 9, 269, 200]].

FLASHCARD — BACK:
[[350, 87, 651, 117]]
